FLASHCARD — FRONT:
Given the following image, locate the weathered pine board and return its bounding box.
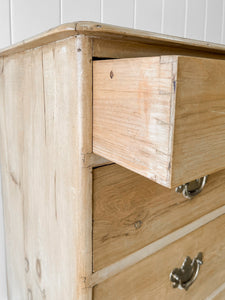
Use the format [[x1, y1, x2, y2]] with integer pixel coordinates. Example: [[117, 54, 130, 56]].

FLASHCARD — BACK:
[[207, 283, 225, 300], [93, 56, 225, 187], [93, 164, 225, 271], [93, 213, 225, 300], [0, 36, 93, 300], [3, 22, 225, 57], [92, 38, 225, 60]]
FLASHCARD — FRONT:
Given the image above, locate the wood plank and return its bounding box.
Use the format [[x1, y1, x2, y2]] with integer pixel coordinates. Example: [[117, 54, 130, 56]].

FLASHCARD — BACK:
[[93, 55, 225, 187], [93, 213, 225, 299], [206, 282, 225, 300], [3, 21, 225, 57], [90, 205, 225, 287], [93, 38, 225, 59], [83, 153, 111, 168], [93, 164, 225, 271], [0, 170, 7, 300], [0, 36, 93, 299], [93, 56, 177, 187], [212, 290, 225, 300], [172, 55, 225, 186]]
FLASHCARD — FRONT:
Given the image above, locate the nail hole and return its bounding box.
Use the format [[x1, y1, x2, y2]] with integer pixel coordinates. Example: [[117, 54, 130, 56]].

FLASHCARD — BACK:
[[134, 220, 142, 230], [110, 71, 114, 79]]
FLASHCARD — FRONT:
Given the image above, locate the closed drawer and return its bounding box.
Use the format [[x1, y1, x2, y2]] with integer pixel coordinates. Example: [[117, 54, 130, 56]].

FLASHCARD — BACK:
[[93, 56, 225, 188], [211, 287, 225, 300], [93, 164, 225, 271], [93, 213, 225, 300]]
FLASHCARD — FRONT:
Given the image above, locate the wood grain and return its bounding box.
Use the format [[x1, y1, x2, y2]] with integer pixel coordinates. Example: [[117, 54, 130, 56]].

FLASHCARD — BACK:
[[90, 205, 225, 288], [212, 291, 225, 300], [0, 36, 93, 299], [2, 21, 225, 57], [172, 56, 225, 186], [83, 153, 111, 168], [93, 213, 225, 300], [93, 38, 225, 60], [206, 282, 225, 300], [1, 20, 225, 300], [93, 56, 177, 187], [93, 164, 225, 271], [93, 55, 225, 187]]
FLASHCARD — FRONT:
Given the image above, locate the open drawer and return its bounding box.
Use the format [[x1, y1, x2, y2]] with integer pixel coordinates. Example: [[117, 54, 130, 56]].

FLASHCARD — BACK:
[[93, 55, 225, 188]]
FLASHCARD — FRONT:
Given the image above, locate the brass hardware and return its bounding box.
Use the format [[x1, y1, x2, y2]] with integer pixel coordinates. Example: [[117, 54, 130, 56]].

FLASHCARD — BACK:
[[175, 176, 208, 199], [170, 252, 203, 290]]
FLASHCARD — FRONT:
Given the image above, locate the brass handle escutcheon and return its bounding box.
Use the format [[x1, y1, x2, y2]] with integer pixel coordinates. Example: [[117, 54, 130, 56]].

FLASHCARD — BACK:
[[170, 252, 203, 290]]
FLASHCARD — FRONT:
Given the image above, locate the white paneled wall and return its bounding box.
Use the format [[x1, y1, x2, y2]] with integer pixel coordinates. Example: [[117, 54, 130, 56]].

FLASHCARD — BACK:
[[1, 0, 225, 298], [186, 0, 206, 40], [135, 0, 162, 32], [205, 0, 224, 43], [103, 0, 134, 28], [62, 0, 101, 23], [11, 0, 60, 43], [0, 0, 10, 48], [1, 0, 225, 47], [163, 0, 186, 37]]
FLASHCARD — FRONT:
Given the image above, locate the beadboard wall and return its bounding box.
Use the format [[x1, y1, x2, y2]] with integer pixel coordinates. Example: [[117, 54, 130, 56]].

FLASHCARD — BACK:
[[1, 0, 225, 48], [1, 0, 225, 299]]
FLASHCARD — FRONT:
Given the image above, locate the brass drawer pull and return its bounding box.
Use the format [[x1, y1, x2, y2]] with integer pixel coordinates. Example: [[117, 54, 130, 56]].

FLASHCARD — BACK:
[[170, 252, 203, 290], [175, 176, 208, 199]]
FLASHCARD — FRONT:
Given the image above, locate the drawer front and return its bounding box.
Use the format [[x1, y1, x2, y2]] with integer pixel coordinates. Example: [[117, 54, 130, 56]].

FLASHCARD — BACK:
[[93, 55, 225, 188], [93, 213, 225, 300], [211, 287, 225, 300], [93, 164, 225, 271]]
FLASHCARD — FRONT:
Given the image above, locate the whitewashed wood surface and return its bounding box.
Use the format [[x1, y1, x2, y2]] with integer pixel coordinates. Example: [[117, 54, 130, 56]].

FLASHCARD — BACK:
[[1, 0, 225, 299]]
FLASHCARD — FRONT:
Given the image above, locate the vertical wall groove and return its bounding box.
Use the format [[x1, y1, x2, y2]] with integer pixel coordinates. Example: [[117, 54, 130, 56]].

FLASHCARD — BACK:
[[9, 0, 12, 44], [100, 0, 103, 22], [204, 0, 208, 41], [59, 0, 62, 24], [221, 0, 225, 43], [133, 0, 136, 29], [161, 0, 165, 33], [184, 0, 188, 37]]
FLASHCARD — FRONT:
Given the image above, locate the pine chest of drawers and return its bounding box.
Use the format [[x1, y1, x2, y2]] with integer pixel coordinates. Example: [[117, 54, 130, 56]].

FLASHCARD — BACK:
[[1, 22, 225, 300]]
